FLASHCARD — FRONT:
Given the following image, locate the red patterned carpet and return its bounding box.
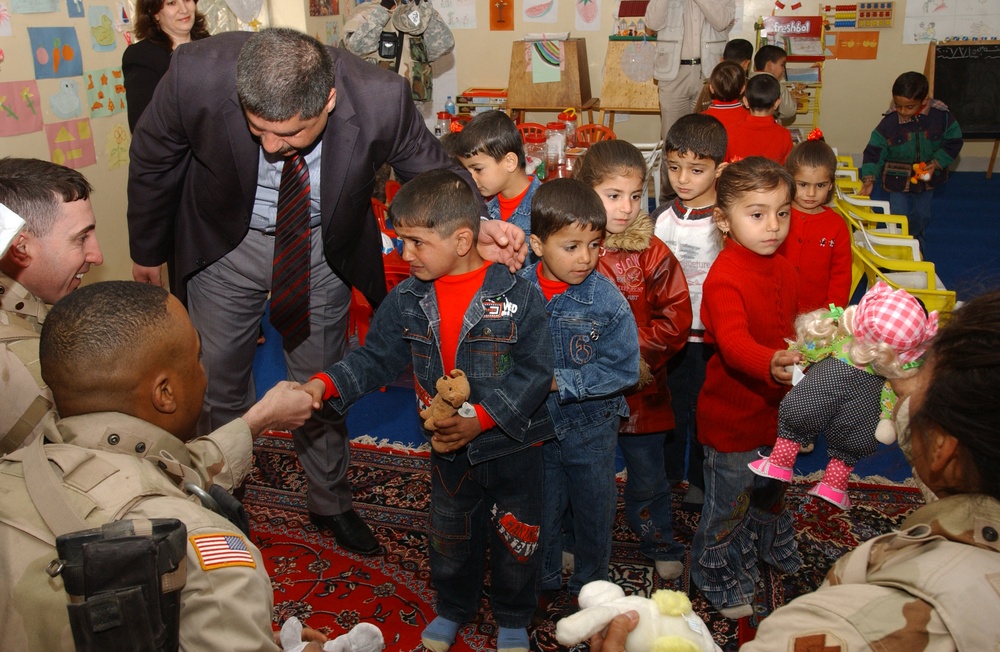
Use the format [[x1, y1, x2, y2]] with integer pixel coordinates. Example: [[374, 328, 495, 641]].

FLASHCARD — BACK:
[[245, 432, 923, 651]]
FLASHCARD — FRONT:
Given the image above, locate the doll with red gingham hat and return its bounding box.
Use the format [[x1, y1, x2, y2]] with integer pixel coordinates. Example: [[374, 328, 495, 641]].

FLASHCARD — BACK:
[[749, 282, 938, 509]]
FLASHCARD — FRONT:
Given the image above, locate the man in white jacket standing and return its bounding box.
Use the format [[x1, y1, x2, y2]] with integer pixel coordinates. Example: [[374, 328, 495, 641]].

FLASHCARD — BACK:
[[645, 0, 736, 203]]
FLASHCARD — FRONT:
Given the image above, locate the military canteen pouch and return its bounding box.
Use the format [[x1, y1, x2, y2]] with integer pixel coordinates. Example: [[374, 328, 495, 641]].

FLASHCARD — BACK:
[[49, 518, 188, 652]]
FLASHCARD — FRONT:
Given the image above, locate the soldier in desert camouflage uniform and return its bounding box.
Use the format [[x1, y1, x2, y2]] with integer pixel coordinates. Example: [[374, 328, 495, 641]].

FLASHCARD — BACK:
[[0, 158, 102, 454], [0, 281, 319, 651]]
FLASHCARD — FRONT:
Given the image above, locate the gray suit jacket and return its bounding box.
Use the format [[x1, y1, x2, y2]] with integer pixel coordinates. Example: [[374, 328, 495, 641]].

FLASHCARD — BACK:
[[127, 31, 466, 305]]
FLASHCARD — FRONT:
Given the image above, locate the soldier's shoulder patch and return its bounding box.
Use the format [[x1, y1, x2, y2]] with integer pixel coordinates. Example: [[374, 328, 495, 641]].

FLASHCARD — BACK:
[[190, 533, 256, 571], [791, 632, 846, 652]]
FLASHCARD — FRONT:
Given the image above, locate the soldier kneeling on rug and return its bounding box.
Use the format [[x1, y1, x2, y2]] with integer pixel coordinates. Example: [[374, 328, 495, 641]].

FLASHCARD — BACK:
[[0, 281, 324, 652]]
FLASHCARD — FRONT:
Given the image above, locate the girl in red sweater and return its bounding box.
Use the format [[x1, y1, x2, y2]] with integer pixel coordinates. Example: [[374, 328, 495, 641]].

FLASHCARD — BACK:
[[691, 157, 803, 619], [777, 134, 852, 314]]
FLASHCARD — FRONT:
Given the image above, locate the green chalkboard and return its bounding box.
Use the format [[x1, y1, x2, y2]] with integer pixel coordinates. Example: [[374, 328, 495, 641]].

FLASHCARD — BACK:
[[929, 42, 1000, 139]]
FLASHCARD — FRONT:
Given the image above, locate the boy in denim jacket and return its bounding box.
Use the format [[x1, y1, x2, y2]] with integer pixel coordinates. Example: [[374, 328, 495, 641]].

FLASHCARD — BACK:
[[302, 170, 554, 652], [456, 111, 541, 260], [521, 178, 640, 597]]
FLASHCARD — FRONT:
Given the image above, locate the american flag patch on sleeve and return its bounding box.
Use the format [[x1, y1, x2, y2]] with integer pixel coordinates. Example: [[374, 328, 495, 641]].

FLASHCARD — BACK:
[[190, 534, 257, 571]]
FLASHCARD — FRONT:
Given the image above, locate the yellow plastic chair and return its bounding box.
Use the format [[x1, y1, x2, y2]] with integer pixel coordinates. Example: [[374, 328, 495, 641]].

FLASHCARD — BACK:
[[853, 247, 956, 317]]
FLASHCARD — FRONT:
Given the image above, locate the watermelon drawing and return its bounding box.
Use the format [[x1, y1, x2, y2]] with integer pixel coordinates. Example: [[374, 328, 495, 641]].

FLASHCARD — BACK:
[[525, 0, 554, 17]]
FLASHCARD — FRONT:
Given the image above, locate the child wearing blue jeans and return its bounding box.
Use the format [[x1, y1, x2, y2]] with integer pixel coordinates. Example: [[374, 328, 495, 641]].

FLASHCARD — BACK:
[[522, 178, 640, 596], [302, 170, 554, 652]]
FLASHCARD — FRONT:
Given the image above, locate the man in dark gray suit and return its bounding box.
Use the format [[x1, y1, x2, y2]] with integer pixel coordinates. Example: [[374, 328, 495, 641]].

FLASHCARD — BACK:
[[127, 28, 524, 554]]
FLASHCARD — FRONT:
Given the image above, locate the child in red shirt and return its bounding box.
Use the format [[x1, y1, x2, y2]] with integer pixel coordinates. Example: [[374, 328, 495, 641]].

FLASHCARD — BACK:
[[702, 60, 749, 161], [727, 73, 793, 164], [692, 157, 803, 619], [777, 135, 852, 313]]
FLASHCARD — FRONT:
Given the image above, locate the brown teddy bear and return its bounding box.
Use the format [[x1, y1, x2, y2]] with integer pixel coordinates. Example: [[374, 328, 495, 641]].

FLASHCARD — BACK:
[[420, 369, 471, 452]]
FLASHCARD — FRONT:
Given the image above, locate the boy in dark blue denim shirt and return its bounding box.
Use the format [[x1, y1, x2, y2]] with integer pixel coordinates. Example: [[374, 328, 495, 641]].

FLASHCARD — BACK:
[[521, 178, 640, 598], [302, 170, 554, 652], [456, 111, 541, 262]]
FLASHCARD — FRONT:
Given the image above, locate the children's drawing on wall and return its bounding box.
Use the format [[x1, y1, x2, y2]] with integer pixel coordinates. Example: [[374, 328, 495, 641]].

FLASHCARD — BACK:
[[310, 0, 338, 16], [11, 0, 58, 13], [432, 0, 475, 30], [85, 67, 126, 118], [0, 80, 44, 137], [66, 0, 84, 18], [28, 27, 83, 79], [491, 0, 513, 29], [903, 0, 999, 43], [44, 118, 96, 169], [89, 6, 117, 51], [0, 3, 12, 37], [523, 0, 557, 23], [325, 19, 340, 45], [106, 123, 129, 170], [575, 0, 599, 31], [49, 78, 83, 118]]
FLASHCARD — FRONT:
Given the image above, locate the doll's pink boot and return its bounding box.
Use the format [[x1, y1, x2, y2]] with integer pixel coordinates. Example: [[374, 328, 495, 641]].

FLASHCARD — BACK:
[[808, 458, 853, 509], [747, 437, 799, 482], [808, 482, 851, 509], [748, 457, 793, 482]]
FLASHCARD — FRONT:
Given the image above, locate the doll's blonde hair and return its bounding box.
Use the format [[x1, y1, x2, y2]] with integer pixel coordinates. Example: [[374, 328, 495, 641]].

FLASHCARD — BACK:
[[795, 305, 917, 379]]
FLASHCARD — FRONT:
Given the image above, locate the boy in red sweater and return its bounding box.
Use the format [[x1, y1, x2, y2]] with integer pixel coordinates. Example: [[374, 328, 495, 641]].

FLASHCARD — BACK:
[[692, 157, 802, 619], [727, 73, 793, 164]]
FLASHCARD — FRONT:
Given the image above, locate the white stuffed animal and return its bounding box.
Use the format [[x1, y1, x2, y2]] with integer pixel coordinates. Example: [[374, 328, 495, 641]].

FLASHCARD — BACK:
[[279, 617, 385, 652], [556, 581, 721, 652]]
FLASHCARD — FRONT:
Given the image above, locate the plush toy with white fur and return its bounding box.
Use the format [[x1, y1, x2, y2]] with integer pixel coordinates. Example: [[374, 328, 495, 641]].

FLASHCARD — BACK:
[[555, 581, 721, 652], [279, 617, 384, 652]]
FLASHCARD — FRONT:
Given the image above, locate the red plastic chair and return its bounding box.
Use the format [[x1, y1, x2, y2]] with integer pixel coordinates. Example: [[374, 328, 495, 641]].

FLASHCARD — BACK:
[[385, 179, 401, 204], [575, 124, 617, 146], [517, 122, 546, 141]]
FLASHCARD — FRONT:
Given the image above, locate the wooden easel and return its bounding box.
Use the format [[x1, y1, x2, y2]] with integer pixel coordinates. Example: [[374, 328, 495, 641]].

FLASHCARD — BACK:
[[597, 39, 660, 129], [507, 38, 596, 125]]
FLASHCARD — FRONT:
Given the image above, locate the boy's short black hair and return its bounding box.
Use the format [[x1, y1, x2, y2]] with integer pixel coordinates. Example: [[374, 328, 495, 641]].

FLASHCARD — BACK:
[[530, 178, 606, 241], [723, 38, 754, 63], [665, 113, 727, 165], [454, 110, 526, 169], [892, 71, 929, 101], [389, 169, 481, 239], [754, 44, 787, 72], [709, 60, 746, 102], [745, 73, 781, 110]]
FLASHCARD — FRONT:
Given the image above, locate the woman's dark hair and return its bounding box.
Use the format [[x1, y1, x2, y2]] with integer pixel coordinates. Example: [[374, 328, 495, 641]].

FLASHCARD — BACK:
[[912, 291, 1000, 501], [134, 0, 210, 49]]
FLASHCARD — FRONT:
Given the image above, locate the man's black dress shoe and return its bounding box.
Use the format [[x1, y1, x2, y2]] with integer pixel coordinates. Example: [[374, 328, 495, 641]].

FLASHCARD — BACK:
[[309, 509, 381, 555]]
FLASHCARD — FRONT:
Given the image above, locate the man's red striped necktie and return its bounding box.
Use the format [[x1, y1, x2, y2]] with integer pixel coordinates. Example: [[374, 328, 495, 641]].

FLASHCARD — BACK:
[[269, 153, 311, 351]]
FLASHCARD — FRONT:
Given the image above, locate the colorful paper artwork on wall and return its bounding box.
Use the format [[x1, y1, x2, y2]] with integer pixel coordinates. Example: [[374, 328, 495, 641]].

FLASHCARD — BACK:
[[0, 80, 44, 137], [434, 0, 476, 30], [575, 0, 599, 31], [28, 26, 83, 79], [49, 77, 83, 118], [66, 0, 84, 18], [105, 123, 128, 170], [88, 6, 117, 52], [490, 0, 512, 30], [44, 118, 96, 168], [523, 0, 557, 23], [11, 0, 57, 13], [825, 30, 880, 58], [0, 3, 12, 38], [85, 67, 125, 118], [310, 0, 337, 16], [324, 20, 340, 45]]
